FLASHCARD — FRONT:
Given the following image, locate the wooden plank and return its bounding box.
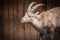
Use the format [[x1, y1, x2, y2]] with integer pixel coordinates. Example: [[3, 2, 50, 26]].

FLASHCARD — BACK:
[[8, 0, 14, 40], [3, 0, 9, 40], [17, 0, 25, 40], [47, 0, 57, 10], [0, 0, 3, 40], [13, 0, 18, 40]]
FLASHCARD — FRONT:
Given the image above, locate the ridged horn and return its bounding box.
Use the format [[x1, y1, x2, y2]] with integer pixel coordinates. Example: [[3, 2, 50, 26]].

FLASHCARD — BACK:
[[31, 4, 45, 11], [27, 2, 36, 11]]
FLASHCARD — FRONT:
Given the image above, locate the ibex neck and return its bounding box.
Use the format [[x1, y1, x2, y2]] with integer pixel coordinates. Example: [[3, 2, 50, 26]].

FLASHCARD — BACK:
[[31, 19, 43, 29]]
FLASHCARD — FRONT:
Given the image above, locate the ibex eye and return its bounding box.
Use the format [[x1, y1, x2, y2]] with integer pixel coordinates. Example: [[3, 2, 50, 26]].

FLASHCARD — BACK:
[[28, 15, 31, 17]]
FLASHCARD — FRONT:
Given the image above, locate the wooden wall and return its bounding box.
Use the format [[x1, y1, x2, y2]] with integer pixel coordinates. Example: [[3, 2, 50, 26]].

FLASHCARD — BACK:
[[0, 0, 60, 40]]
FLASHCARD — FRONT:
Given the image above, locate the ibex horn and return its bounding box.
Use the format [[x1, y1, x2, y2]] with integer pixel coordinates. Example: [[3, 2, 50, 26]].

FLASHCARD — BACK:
[[31, 4, 45, 11], [28, 2, 36, 11]]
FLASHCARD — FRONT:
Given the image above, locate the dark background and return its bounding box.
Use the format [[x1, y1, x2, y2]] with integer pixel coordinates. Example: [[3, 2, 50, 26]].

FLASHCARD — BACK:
[[0, 0, 60, 40]]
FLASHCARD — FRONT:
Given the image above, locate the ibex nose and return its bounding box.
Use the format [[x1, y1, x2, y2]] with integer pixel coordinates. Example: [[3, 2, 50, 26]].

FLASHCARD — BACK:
[[21, 18, 23, 23], [21, 18, 23, 21]]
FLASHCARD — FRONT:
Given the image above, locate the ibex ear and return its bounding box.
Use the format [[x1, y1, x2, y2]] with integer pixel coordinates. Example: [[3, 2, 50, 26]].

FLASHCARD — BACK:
[[35, 12, 40, 15]]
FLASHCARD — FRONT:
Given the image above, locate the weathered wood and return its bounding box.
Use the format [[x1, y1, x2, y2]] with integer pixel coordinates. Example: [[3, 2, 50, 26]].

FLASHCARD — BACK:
[[0, 0, 3, 40], [13, 0, 18, 40], [3, 0, 9, 40], [17, 0, 25, 40], [2, 0, 60, 40]]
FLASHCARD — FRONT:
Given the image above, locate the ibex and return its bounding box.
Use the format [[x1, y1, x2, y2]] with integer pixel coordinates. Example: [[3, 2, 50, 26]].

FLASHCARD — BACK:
[[21, 2, 60, 40]]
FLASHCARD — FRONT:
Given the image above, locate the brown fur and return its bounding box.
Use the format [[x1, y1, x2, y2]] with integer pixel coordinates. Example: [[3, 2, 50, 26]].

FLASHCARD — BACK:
[[38, 7, 60, 28]]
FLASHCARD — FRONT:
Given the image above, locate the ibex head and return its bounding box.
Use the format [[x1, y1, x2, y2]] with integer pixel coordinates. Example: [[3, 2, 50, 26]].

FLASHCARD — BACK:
[[21, 2, 44, 23]]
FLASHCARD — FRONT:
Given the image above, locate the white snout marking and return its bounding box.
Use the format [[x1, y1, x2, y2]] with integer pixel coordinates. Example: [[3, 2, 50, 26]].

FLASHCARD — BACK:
[[21, 18, 25, 23]]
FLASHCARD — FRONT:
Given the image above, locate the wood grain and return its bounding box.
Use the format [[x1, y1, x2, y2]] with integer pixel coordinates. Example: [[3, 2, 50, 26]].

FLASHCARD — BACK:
[[2, 0, 60, 40]]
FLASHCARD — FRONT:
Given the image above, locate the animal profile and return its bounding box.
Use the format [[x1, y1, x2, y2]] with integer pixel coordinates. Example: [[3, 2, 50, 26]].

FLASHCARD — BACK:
[[21, 2, 60, 40]]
